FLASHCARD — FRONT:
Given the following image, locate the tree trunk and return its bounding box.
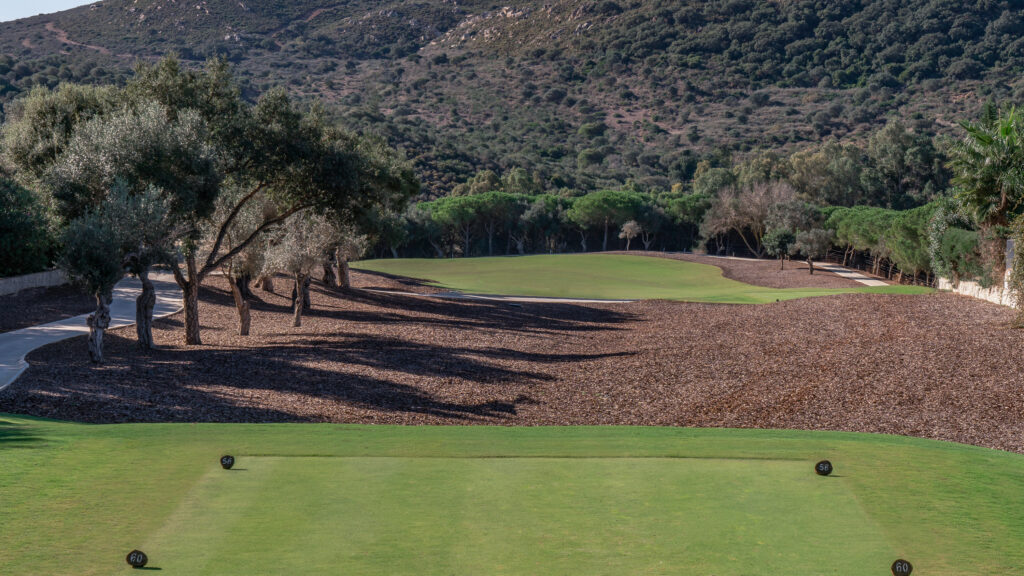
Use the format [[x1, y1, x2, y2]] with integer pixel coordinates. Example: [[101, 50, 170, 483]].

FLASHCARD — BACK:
[[226, 274, 251, 336], [579, 230, 588, 252], [486, 224, 494, 256], [642, 234, 654, 250], [390, 246, 399, 258], [322, 251, 337, 288], [183, 278, 201, 345], [238, 272, 255, 301], [292, 274, 306, 327], [463, 227, 471, 257], [602, 220, 609, 252], [779, 256, 785, 271], [807, 257, 814, 275], [340, 256, 351, 290], [181, 255, 202, 345], [625, 237, 632, 251], [87, 291, 112, 363], [261, 275, 275, 294], [136, 268, 156, 350]]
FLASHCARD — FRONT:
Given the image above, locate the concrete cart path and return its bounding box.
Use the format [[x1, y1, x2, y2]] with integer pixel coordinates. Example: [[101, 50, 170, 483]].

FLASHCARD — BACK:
[[810, 263, 891, 286], [0, 272, 182, 391]]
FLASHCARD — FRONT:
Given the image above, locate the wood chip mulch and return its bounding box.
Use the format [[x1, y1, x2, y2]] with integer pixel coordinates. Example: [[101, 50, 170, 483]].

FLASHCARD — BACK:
[[2, 262, 1024, 454], [0, 284, 95, 333]]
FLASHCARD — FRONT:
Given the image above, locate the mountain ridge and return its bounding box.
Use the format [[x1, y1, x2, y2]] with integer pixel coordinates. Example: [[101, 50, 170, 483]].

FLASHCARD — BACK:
[[0, 1, 1021, 194]]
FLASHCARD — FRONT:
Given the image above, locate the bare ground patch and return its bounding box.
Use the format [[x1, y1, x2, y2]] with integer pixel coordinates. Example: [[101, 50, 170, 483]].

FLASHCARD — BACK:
[[2, 269, 1023, 454]]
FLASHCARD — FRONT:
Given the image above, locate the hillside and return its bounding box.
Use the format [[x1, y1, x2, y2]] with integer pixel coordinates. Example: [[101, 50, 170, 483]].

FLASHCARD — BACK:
[[0, 0, 1023, 194]]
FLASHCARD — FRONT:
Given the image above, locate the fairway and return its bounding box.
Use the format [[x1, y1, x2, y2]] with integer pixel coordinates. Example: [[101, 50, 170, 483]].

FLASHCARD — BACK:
[[353, 254, 930, 303], [3, 416, 1023, 575]]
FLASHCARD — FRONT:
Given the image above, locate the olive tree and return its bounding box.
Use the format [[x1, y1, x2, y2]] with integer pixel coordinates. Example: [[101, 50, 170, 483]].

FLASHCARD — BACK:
[[619, 220, 642, 250], [45, 102, 218, 347], [262, 213, 340, 327], [59, 210, 123, 363], [762, 227, 796, 270], [793, 229, 835, 274]]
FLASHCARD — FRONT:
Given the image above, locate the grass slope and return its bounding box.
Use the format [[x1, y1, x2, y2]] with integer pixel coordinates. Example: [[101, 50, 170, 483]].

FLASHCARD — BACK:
[[353, 254, 930, 302], [2, 415, 1021, 575]]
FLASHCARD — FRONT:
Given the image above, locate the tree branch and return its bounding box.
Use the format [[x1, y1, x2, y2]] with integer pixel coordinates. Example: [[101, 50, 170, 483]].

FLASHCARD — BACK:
[[204, 182, 266, 271], [202, 204, 309, 276]]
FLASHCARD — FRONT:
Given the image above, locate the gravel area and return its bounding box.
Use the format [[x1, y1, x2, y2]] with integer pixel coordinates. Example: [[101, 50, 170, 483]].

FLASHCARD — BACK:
[[0, 284, 95, 333], [2, 263, 1023, 454]]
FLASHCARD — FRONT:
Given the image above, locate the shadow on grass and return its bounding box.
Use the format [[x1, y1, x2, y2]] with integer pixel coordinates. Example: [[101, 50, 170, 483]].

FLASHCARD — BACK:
[[0, 419, 45, 449]]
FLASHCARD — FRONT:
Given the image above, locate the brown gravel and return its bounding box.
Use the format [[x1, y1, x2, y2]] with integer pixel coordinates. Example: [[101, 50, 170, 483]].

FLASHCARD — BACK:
[[3, 263, 1024, 454], [0, 284, 94, 333]]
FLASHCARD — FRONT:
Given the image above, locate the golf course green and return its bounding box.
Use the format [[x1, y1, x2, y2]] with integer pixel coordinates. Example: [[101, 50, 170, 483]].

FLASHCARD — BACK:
[[2, 415, 1021, 575], [352, 254, 931, 302]]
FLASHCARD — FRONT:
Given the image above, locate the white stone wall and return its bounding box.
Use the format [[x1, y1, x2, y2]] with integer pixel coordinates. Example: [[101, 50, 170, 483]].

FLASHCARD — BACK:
[[0, 270, 68, 296], [937, 272, 1016, 308]]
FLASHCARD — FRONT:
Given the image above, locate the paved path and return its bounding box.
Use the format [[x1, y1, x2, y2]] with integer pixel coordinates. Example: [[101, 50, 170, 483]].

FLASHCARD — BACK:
[[365, 288, 635, 304], [810, 263, 890, 286], [0, 272, 182, 391]]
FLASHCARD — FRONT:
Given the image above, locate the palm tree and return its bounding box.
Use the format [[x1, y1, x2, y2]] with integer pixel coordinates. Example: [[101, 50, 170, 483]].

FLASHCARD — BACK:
[[947, 106, 1024, 277]]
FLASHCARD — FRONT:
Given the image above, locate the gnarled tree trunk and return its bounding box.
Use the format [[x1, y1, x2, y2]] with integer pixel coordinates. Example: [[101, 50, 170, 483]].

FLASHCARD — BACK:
[[260, 275, 275, 294], [292, 273, 308, 327], [322, 250, 338, 288], [578, 230, 587, 252], [136, 269, 156, 350], [237, 272, 255, 301], [178, 256, 203, 346], [87, 291, 112, 363], [226, 273, 251, 336], [339, 251, 351, 290], [807, 257, 815, 275]]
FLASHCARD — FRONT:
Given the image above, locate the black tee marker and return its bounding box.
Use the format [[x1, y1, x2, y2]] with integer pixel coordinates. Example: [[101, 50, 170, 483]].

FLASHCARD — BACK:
[[220, 455, 235, 470], [891, 559, 913, 575], [814, 460, 833, 476], [126, 549, 148, 568]]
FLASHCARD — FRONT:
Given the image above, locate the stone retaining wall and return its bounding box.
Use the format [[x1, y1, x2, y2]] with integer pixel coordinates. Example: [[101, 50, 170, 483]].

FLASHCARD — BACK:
[[938, 272, 1015, 308], [0, 270, 68, 296]]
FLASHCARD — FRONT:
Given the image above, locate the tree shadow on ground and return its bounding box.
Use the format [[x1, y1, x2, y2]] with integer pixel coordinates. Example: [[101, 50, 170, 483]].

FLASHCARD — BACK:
[[3, 329, 635, 424], [0, 275, 638, 424], [205, 278, 637, 337], [0, 419, 46, 450]]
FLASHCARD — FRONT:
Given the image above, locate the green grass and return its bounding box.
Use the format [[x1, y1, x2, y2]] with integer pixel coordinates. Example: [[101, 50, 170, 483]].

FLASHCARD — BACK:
[[353, 254, 931, 303], [2, 415, 1022, 575]]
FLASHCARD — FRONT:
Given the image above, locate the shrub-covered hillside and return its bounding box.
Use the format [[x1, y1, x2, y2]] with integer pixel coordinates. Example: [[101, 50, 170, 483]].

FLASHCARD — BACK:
[[1, 1, 1024, 194]]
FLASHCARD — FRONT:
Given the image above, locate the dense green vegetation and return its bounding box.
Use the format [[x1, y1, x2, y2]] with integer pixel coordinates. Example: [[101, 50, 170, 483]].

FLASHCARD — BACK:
[[2, 414, 1022, 575], [0, 177, 52, 276], [354, 254, 930, 302], [0, 1, 1021, 193]]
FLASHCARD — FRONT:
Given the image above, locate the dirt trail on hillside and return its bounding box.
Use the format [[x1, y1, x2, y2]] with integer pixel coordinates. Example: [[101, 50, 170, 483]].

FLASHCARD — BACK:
[[45, 22, 111, 55]]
